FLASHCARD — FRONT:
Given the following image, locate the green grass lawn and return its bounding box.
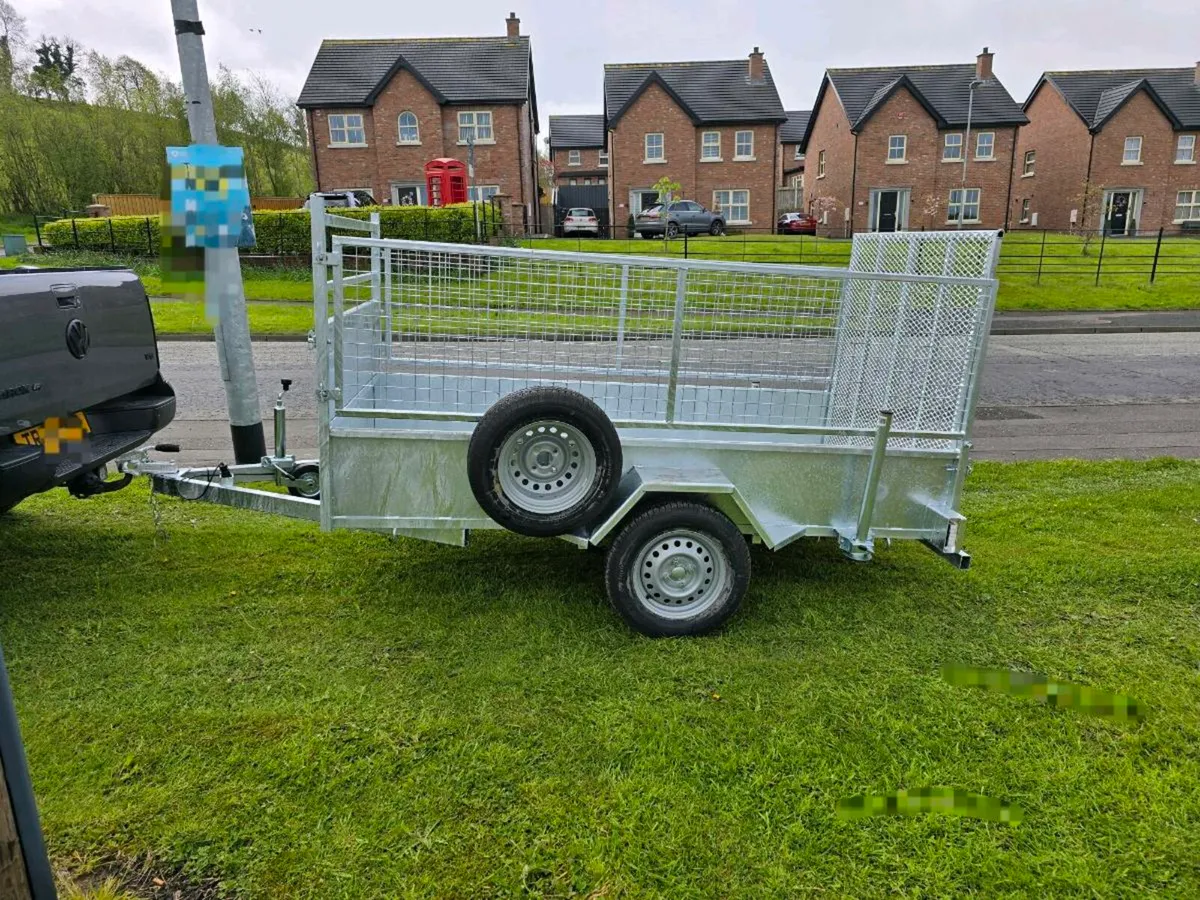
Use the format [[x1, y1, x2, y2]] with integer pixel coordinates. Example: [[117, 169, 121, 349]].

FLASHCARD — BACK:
[[3, 459, 1199, 898]]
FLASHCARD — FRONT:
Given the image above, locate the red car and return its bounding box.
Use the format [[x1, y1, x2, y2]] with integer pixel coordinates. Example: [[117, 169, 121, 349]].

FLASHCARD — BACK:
[[777, 212, 818, 235]]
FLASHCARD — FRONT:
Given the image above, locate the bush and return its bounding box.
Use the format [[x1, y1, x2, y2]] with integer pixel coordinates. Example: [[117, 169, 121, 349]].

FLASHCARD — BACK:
[[40, 203, 497, 254]]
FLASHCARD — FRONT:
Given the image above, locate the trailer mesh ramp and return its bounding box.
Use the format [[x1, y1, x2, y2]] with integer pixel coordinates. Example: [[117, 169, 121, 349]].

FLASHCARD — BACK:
[[825, 230, 1000, 449]]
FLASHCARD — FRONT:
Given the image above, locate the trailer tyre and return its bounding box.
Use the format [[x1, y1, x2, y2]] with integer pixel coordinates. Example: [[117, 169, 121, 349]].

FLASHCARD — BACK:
[[468, 387, 622, 537], [605, 500, 750, 637], [286, 463, 321, 500]]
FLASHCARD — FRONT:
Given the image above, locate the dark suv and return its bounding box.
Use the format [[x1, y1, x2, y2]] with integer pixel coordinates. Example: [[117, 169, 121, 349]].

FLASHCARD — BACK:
[[635, 201, 725, 238]]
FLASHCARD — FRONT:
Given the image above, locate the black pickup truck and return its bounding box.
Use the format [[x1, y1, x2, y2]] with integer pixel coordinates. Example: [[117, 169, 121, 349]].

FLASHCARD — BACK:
[[0, 266, 175, 513]]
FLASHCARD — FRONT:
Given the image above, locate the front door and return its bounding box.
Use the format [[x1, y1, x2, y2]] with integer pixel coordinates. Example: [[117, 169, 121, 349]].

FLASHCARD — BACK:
[[1105, 191, 1132, 235], [876, 190, 900, 232]]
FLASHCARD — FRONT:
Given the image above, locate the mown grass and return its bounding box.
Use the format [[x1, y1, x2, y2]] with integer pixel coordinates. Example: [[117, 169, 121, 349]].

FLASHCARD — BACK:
[[2, 459, 1199, 898]]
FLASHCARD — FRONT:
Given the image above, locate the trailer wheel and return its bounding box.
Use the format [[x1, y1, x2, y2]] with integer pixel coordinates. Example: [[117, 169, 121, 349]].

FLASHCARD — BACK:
[[605, 500, 750, 637], [468, 386, 622, 537], [286, 463, 321, 500]]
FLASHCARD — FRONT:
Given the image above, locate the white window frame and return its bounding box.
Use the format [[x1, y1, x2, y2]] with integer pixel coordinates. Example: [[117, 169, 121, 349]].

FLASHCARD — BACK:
[[817, 150, 826, 178], [701, 131, 721, 161], [390, 182, 427, 206], [328, 113, 366, 147], [457, 110, 494, 144], [1023, 149, 1036, 176], [1177, 135, 1197, 164], [887, 134, 907, 163], [712, 189, 750, 224], [1020, 198, 1031, 223], [598, 148, 609, 168], [734, 130, 754, 160], [467, 185, 499, 202], [644, 132, 665, 163], [975, 131, 995, 160], [942, 133, 963, 161], [397, 111, 420, 145], [946, 187, 981, 224], [568, 149, 581, 167], [1122, 136, 1142, 165], [1175, 189, 1200, 223]]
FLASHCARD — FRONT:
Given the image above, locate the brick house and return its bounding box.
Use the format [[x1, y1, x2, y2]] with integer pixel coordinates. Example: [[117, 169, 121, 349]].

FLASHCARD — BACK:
[[548, 115, 608, 187], [801, 50, 1028, 236], [603, 49, 787, 230], [1013, 64, 1200, 234], [296, 12, 541, 230], [780, 110, 811, 188]]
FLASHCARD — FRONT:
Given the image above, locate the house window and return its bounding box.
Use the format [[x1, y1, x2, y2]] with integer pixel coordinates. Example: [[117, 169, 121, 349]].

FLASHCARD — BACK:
[[947, 188, 981, 223], [794, 145, 804, 160], [1123, 136, 1142, 164], [1175, 190, 1200, 222], [397, 111, 419, 144], [887, 135, 906, 162], [943, 133, 963, 161], [597, 177, 606, 185], [1177, 135, 1197, 164], [467, 185, 499, 202], [645, 132, 664, 161], [735, 130, 754, 159], [328, 113, 366, 146], [568, 179, 577, 186], [712, 189, 749, 224], [701, 131, 721, 160], [568, 149, 581, 166], [1023, 150, 1036, 176], [1020, 198, 1030, 223], [598, 149, 609, 168], [789, 174, 803, 188], [817, 150, 826, 177], [976, 132, 995, 159], [458, 111, 493, 143]]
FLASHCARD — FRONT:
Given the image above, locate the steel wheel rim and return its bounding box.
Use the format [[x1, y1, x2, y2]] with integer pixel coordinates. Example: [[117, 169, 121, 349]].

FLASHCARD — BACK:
[[631, 528, 731, 619], [291, 469, 320, 498], [497, 419, 598, 514]]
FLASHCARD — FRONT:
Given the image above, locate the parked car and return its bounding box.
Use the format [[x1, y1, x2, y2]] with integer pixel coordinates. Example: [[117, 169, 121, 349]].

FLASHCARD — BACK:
[[562, 208, 599, 236], [303, 190, 376, 209], [635, 201, 725, 238], [1, 266, 176, 513], [778, 211, 818, 235]]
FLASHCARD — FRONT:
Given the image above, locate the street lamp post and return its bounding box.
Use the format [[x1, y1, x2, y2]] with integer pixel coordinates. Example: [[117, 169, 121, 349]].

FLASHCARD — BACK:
[[958, 78, 984, 230]]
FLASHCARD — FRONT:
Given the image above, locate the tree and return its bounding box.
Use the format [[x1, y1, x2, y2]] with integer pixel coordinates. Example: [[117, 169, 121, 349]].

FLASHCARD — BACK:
[[1072, 180, 1108, 254], [0, 0, 27, 92], [29, 37, 83, 101]]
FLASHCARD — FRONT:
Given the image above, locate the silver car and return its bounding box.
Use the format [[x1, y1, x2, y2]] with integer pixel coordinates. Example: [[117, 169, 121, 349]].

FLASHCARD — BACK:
[[562, 207, 600, 236], [635, 200, 725, 238]]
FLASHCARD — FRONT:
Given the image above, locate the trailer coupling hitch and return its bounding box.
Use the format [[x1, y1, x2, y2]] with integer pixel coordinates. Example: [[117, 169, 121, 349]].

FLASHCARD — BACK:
[[68, 466, 134, 498]]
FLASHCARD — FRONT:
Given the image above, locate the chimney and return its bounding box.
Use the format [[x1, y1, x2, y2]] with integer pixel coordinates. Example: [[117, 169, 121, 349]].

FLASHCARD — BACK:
[[506, 12, 520, 38], [1195, 60, 1200, 86], [976, 46, 994, 81], [748, 47, 764, 83]]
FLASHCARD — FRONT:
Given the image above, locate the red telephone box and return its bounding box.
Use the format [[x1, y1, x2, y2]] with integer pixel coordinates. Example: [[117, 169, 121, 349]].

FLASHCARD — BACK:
[[424, 158, 468, 207]]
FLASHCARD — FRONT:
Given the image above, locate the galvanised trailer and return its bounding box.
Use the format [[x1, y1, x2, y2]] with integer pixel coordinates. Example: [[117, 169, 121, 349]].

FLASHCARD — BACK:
[[122, 198, 1001, 636]]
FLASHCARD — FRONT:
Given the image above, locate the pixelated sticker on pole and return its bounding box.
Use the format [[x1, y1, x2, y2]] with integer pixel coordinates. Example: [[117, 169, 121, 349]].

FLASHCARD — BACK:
[[161, 145, 254, 292]]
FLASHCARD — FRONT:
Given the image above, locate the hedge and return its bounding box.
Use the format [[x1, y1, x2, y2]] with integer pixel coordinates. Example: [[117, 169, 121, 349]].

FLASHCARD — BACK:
[[40, 202, 499, 254]]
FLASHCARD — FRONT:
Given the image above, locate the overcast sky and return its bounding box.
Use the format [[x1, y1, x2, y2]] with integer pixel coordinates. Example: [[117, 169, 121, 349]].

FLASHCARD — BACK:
[[18, 0, 1200, 145]]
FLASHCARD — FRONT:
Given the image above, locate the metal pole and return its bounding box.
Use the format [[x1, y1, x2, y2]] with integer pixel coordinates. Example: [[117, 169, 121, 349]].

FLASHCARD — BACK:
[[1095, 228, 1107, 286], [1036, 228, 1047, 285], [1, 643, 57, 900], [855, 409, 894, 545], [171, 0, 266, 464], [958, 79, 981, 230], [1149, 226, 1164, 284]]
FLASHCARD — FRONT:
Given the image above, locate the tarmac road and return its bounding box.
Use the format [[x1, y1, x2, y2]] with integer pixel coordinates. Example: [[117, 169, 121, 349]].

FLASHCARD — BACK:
[[153, 332, 1200, 464]]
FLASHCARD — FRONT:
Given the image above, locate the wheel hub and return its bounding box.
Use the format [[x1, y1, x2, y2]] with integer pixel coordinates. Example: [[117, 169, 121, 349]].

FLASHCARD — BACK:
[[632, 529, 730, 618], [498, 420, 598, 515]]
